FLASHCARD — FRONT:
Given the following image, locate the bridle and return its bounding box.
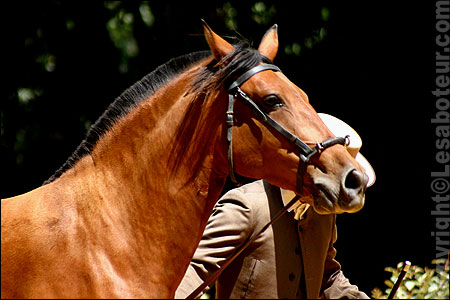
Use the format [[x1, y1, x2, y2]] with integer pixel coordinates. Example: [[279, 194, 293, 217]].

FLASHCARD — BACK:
[[187, 63, 350, 299], [225, 63, 349, 194]]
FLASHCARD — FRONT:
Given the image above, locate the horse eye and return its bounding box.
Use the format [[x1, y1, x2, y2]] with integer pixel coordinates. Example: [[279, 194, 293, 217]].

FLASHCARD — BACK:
[[264, 95, 284, 108]]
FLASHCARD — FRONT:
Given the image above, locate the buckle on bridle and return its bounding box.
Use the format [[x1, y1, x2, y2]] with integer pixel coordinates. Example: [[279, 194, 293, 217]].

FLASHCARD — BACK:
[[344, 135, 351, 148], [316, 142, 325, 152], [226, 111, 234, 127]]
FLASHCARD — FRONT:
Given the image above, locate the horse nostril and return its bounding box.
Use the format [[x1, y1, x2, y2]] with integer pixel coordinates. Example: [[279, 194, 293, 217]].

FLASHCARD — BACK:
[[344, 169, 365, 191]]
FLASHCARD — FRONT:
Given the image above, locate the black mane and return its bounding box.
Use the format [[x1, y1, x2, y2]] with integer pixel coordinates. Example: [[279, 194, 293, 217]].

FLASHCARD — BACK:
[[44, 38, 270, 185]]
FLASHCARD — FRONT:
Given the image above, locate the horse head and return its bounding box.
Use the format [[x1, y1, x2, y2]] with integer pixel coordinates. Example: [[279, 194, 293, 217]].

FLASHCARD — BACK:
[[202, 23, 368, 214]]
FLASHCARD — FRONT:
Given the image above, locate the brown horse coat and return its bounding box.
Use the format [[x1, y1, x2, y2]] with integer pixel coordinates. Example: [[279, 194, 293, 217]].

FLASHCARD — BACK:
[[1, 23, 366, 298]]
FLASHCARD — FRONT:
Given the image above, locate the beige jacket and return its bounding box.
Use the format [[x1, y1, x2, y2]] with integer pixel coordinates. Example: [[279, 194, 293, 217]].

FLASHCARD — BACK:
[[175, 180, 369, 299]]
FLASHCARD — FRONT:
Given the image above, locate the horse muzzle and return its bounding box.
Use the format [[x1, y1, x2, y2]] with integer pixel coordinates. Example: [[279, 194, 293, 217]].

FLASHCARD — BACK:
[[310, 166, 368, 214]]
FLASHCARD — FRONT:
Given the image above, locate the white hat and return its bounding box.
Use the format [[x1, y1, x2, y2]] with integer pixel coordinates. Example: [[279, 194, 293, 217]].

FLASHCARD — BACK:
[[318, 113, 376, 187]]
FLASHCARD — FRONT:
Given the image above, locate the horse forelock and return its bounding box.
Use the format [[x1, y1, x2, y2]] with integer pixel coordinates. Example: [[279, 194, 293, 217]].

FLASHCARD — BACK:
[[190, 40, 272, 96]]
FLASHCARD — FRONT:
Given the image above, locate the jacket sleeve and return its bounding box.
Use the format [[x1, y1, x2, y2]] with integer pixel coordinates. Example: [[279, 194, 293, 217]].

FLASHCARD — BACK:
[[321, 223, 370, 299], [174, 191, 254, 299]]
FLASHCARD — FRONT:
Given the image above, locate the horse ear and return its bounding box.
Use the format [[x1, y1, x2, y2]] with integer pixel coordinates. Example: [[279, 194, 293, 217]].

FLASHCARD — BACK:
[[258, 24, 278, 61], [202, 20, 234, 60]]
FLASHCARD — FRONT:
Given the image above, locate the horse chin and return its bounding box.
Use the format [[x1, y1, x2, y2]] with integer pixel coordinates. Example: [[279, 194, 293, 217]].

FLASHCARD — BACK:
[[306, 184, 366, 215], [311, 195, 365, 215]]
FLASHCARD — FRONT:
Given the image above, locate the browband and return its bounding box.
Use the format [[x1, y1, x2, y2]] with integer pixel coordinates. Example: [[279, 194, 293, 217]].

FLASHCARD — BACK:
[[227, 64, 281, 92]]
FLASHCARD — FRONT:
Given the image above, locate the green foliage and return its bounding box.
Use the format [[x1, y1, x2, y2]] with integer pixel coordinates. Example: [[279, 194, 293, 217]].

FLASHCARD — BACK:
[[216, 2, 237, 31], [105, 1, 140, 73], [371, 259, 449, 299], [251, 2, 276, 25]]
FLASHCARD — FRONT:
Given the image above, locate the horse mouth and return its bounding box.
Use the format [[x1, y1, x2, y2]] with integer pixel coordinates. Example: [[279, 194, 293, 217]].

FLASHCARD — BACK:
[[311, 184, 338, 214], [311, 182, 365, 215]]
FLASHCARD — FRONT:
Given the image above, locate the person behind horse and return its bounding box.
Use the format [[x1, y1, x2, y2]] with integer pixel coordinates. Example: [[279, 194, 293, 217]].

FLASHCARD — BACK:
[[175, 114, 375, 299]]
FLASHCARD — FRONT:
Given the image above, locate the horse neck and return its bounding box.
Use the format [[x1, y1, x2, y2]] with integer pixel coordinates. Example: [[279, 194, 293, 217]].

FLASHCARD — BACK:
[[57, 60, 229, 295], [90, 61, 226, 186]]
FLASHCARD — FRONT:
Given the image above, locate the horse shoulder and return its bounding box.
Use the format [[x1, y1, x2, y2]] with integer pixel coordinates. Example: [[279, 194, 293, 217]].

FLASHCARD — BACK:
[[1, 183, 81, 298]]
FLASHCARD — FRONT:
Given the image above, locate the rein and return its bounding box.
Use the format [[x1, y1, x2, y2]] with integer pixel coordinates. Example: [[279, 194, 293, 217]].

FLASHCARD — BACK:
[[186, 64, 349, 299]]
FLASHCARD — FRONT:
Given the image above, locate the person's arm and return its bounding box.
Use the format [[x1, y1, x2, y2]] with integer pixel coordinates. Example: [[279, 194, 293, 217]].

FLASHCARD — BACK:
[[321, 223, 370, 299], [175, 192, 254, 299]]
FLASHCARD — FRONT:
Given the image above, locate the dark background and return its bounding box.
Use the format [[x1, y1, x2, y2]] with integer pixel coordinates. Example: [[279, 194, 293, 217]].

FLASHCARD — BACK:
[[1, 1, 434, 294]]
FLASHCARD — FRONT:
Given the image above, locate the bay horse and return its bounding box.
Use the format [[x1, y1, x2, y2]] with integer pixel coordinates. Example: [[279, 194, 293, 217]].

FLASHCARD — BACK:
[[1, 22, 367, 298]]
